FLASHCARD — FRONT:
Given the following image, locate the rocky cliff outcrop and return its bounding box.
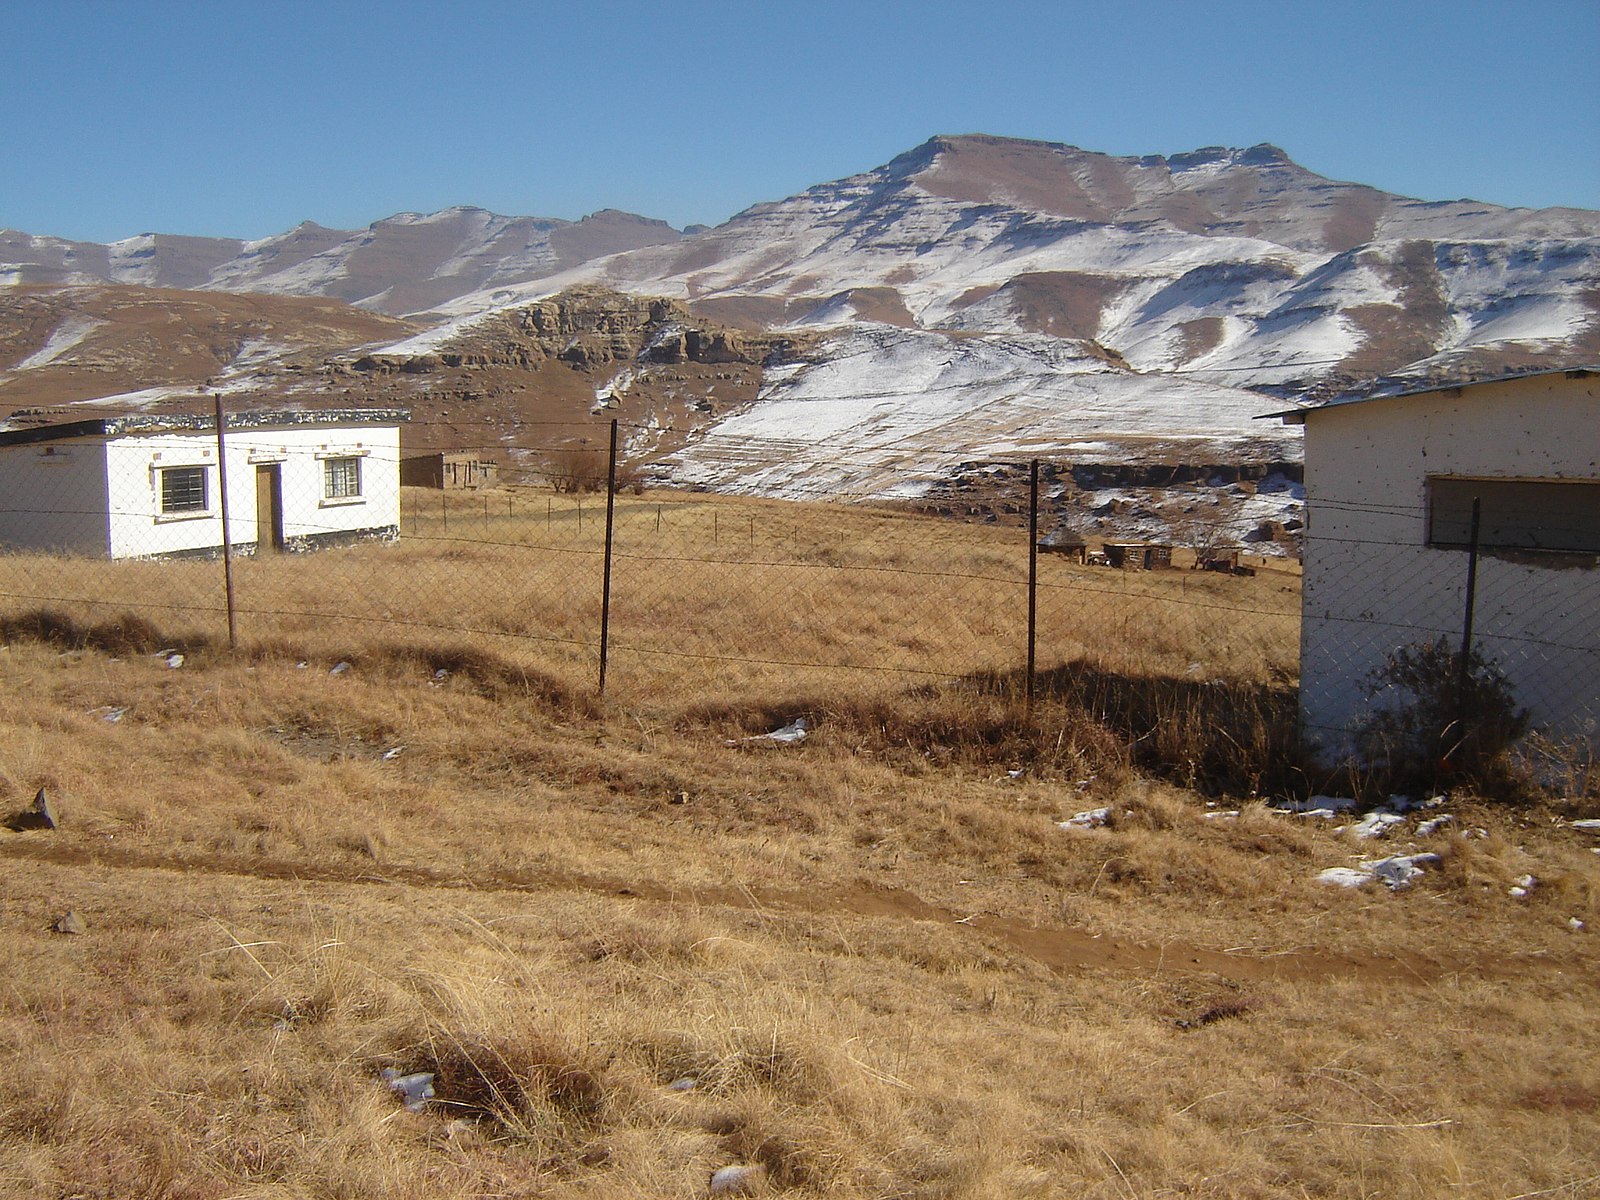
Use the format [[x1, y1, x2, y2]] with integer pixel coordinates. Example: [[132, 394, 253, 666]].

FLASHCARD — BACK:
[[353, 286, 808, 375]]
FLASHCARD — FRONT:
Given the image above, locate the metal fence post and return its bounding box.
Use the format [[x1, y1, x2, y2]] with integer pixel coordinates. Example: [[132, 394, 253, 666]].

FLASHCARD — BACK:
[[598, 418, 619, 697], [213, 395, 238, 650], [1026, 459, 1039, 715], [1455, 495, 1482, 733]]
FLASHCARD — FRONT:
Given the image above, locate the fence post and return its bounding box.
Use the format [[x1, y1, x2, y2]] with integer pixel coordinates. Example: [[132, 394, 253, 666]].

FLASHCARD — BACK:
[[598, 418, 619, 697], [1026, 459, 1039, 715], [1454, 496, 1482, 740], [213, 395, 238, 650]]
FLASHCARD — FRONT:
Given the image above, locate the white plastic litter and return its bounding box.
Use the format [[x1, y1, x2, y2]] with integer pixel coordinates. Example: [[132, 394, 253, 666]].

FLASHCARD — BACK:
[[709, 1164, 766, 1195], [380, 1068, 436, 1112], [728, 718, 809, 746], [381, 746, 404, 761], [1570, 819, 1600, 833], [1059, 807, 1111, 830], [1204, 810, 1240, 821], [1509, 873, 1537, 898], [164, 652, 184, 669], [666, 1076, 698, 1092], [1316, 867, 1372, 888], [329, 661, 352, 676], [1568, 917, 1586, 932]]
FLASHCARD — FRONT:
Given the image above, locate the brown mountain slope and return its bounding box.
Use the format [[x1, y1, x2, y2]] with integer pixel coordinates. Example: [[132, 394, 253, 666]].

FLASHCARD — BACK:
[[0, 284, 812, 468], [0, 285, 418, 414]]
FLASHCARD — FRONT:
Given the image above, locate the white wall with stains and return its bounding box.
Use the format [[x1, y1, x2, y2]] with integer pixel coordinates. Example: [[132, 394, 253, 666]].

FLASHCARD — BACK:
[[1299, 372, 1600, 760]]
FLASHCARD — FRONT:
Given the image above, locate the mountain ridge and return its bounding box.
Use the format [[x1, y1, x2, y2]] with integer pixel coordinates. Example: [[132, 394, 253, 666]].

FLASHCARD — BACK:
[[0, 207, 684, 315], [2, 134, 1596, 505]]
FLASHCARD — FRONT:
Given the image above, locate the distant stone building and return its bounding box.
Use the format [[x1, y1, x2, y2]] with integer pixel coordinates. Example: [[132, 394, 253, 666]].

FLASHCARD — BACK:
[[401, 452, 499, 490], [1103, 542, 1173, 570], [1038, 524, 1089, 563]]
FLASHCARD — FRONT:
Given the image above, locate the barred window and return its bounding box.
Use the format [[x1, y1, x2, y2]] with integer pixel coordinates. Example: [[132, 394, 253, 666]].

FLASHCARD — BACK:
[[159, 465, 208, 514], [324, 456, 362, 500]]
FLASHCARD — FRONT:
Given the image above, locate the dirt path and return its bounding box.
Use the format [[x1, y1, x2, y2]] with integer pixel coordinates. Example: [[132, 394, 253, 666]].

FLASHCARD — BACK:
[[0, 835, 1546, 985]]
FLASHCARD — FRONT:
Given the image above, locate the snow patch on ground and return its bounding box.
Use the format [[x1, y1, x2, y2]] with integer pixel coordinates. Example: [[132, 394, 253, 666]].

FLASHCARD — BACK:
[[1318, 853, 1442, 890]]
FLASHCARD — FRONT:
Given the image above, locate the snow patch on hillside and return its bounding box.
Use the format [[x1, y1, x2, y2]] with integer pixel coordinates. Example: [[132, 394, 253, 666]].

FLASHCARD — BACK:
[[667, 326, 1299, 498], [13, 315, 104, 370]]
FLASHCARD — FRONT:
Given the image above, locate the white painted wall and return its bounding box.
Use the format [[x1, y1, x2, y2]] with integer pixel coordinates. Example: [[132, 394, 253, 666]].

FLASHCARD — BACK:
[[1300, 374, 1600, 759], [103, 423, 402, 558], [104, 433, 225, 558], [0, 440, 111, 554]]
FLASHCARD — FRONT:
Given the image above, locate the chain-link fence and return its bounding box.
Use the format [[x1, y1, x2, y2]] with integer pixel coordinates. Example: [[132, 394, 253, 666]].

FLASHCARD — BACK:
[[1, 411, 1593, 772], [1299, 491, 1600, 768]]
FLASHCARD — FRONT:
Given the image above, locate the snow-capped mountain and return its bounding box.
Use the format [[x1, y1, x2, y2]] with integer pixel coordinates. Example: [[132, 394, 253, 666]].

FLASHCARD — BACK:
[[455, 135, 1599, 391], [0, 207, 682, 314], [3, 135, 1596, 506]]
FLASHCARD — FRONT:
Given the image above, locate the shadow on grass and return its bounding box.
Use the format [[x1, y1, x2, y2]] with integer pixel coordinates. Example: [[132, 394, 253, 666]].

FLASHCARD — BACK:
[[679, 659, 1307, 800], [0, 607, 587, 711]]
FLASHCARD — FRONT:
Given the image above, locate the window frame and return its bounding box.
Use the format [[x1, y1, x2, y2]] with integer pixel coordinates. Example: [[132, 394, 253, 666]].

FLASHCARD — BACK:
[[321, 455, 364, 505], [1426, 475, 1600, 557], [156, 464, 210, 520]]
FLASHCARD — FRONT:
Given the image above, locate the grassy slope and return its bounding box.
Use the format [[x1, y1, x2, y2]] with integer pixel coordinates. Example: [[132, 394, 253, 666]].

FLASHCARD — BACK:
[[1, 492, 1597, 1199]]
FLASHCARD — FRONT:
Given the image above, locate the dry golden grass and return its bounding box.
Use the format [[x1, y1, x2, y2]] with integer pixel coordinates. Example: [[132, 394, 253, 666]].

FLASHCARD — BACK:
[[1, 490, 1597, 1198]]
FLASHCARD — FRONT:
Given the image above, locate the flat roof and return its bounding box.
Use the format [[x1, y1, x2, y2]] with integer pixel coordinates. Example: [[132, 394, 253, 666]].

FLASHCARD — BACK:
[[1267, 365, 1598, 425], [0, 407, 411, 448]]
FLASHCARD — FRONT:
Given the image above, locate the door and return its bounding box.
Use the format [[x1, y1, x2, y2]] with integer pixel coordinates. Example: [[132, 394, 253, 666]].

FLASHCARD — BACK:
[[255, 464, 284, 553]]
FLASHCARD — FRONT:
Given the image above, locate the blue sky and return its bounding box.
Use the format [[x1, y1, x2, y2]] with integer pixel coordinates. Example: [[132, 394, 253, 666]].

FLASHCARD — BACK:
[[7, 0, 1598, 242]]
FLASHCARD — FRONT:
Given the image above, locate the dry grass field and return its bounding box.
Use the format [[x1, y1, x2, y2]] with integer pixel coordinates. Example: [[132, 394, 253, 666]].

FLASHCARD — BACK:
[[1, 489, 1597, 1199]]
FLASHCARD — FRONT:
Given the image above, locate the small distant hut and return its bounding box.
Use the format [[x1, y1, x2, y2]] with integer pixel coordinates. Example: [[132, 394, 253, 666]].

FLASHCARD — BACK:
[[1038, 524, 1090, 564], [1104, 542, 1173, 570], [401, 451, 499, 490], [1198, 548, 1241, 572]]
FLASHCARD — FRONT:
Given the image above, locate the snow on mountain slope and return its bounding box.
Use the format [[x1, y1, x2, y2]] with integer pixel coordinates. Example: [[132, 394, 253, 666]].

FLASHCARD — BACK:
[[421, 136, 1598, 395], [663, 326, 1300, 498], [5, 134, 1594, 504], [346, 137, 1594, 499], [1, 209, 683, 316]]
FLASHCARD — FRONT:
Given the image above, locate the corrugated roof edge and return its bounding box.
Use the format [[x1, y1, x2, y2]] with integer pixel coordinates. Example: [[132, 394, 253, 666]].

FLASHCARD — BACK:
[[0, 408, 412, 448], [1262, 366, 1599, 425]]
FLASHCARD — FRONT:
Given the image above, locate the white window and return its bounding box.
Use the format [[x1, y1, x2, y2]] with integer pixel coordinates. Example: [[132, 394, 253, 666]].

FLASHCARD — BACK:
[[323, 456, 363, 500], [159, 465, 208, 514]]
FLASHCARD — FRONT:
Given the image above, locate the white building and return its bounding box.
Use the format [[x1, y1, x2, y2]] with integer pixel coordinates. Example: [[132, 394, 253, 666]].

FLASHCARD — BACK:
[[1279, 367, 1599, 762], [0, 409, 407, 559]]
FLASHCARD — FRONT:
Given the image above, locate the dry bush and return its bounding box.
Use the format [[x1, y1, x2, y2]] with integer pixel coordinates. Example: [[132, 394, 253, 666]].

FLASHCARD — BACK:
[[543, 444, 610, 493]]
